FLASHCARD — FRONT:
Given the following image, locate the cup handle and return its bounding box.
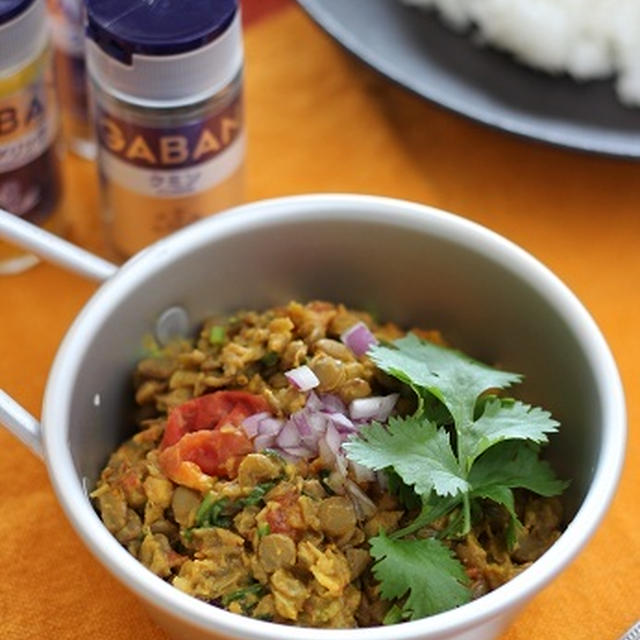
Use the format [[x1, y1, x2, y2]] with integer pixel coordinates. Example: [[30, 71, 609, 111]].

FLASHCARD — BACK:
[[0, 207, 118, 282], [0, 390, 43, 459]]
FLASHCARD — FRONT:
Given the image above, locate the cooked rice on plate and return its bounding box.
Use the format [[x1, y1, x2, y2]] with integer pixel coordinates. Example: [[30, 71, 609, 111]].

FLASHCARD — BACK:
[[404, 0, 640, 106]]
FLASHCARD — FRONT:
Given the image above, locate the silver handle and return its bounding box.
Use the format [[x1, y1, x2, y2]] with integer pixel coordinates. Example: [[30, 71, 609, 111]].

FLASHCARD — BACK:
[[0, 208, 118, 282], [0, 390, 43, 459], [619, 621, 640, 640]]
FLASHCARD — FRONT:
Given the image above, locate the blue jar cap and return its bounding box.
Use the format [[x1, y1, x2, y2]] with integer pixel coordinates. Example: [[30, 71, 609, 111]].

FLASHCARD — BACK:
[[0, 0, 35, 25], [86, 0, 237, 64]]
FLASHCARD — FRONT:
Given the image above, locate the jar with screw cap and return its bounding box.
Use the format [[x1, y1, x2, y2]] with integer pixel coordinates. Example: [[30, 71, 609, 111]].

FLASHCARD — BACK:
[[85, 0, 245, 261], [0, 0, 64, 274]]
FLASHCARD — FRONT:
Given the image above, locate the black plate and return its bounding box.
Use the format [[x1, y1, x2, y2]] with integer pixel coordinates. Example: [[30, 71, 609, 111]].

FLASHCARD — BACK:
[[297, 0, 640, 159]]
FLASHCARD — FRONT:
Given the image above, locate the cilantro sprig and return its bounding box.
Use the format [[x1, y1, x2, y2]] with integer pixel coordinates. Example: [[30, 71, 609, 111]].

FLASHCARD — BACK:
[[343, 334, 568, 621], [370, 531, 471, 620], [192, 481, 279, 530]]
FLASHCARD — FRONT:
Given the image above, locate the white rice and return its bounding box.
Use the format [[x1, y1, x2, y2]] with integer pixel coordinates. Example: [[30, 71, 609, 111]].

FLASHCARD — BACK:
[[404, 0, 640, 106]]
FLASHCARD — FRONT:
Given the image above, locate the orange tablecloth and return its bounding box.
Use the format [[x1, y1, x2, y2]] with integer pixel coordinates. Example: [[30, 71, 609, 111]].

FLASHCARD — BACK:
[[1, 3, 639, 639]]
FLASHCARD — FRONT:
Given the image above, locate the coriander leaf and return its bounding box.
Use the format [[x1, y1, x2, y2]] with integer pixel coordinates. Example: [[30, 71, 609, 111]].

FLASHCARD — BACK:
[[195, 495, 232, 528], [385, 469, 422, 511], [369, 531, 470, 619], [469, 441, 568, 497], [195, 493, 216, 527], [239, 481, 277, 507], [344, 416, 468, 497], [470, 484, 521, 549], [222, 583, 267, 606], [471, 484, 517, 519], [369, 334, 521, 428], [382, 604, 407, 625], [466, 397, 560, 464], [438, 507, 467, 539], [420, 390, 453, 426], [392, 493, 462, 539]]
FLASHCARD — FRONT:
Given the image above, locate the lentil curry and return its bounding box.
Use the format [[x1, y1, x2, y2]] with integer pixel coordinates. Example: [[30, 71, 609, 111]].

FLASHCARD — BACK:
[[93, 301, 565, 627]]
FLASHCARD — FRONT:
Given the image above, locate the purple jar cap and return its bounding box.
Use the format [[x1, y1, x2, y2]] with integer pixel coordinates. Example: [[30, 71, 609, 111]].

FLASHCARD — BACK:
[[0, 0, 35, 24], [86, 0, 237, 63]]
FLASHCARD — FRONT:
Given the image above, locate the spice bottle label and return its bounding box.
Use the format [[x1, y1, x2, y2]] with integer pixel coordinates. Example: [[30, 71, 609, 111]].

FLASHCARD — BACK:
[[96, 93, 244, 199], [0, 68, 60, 225]]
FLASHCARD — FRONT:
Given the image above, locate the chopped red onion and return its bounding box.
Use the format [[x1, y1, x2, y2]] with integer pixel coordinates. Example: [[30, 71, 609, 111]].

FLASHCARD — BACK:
[[318, 436, 336, 467], [350, 460, 376, 484], [349, 394, 399, 422], [340, 321, 378, 357], [243, 390, 391, 490], [324, 422, 343, 458], [283, 445, 314, 458], [336, 455, 348, 477], [305, 391, 324, 412], [327, 412, 357, 433], [291, 411, 312, 438], [273, 448, 304, 463], [258, 417, 284, 437], [324, 423, 348, 475], [306, 411, 328, 435], [327, 472, 347, 496], [345, 479, 377, 519], [285, 365, 319, 391], [254, 433, 277, 451], [317, 393, 346, 414], [276, 420, 302, 449], [290, 412, 323, 453], [241, 412, 271, 438]]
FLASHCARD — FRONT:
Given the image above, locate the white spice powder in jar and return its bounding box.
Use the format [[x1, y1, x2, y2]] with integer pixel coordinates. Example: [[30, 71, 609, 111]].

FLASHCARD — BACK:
[[85, 0, 245, 261]]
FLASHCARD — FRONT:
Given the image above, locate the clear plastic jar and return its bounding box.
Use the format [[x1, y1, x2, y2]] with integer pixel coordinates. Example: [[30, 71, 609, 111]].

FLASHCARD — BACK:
[[0, 0, 64, 274], [85, 0, 244, 261]]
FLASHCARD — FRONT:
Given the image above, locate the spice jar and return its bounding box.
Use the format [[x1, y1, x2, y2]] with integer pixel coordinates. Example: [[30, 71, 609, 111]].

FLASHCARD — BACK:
[[85, 0, 245, 261], [46, 0, 94, 158], [0, 0, 64, 274]]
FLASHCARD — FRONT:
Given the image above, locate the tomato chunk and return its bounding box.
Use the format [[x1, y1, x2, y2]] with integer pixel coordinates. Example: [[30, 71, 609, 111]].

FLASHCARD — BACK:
[[265, 490, 305, 540], [158, 429, 253, 488], [160, 391, 270, 449]]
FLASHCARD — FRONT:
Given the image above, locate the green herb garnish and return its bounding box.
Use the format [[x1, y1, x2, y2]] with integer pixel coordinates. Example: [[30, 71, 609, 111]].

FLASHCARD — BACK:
[[194, 482, 277, 532], [195, 495, 232, 528], [382, 604, 407, 626], [239, 481, 277, 507], [260, 351, 279, 367], [343, 334, 568, 620], [222, 583, 268, 613], [257, 523, 271, 538], [385, 469, 421, 511], [371, 531, 471, 620], [222, 583, 267, 605], [209, 325, 226, 345]]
